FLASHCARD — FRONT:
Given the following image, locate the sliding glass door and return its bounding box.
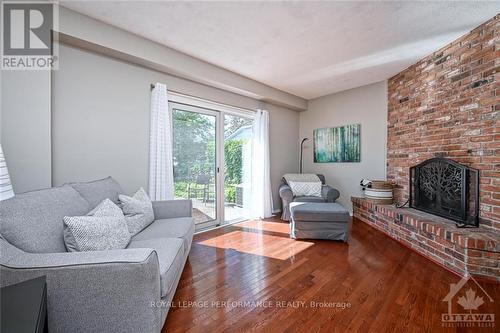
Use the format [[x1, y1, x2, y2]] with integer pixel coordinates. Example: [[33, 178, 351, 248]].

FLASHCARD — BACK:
[[171, 103, 219, 228], [224, 114, 253, 222], [170, 101, 253, 229]]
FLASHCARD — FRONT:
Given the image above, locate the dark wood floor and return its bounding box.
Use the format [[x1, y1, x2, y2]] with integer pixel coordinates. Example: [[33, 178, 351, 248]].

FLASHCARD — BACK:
[[162, 217, 499, 333]]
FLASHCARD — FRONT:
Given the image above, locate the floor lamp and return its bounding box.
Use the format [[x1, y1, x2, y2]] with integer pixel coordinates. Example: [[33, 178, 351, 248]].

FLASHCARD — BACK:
[[299, 138, 309, 174]]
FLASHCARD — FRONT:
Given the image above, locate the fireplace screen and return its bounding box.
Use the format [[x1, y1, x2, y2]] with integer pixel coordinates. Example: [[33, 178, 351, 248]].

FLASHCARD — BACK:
[[410, 157, 479, 227]]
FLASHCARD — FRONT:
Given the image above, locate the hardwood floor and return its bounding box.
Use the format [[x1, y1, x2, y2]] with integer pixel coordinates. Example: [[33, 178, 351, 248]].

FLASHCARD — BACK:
[[162, 217, 499, 333]]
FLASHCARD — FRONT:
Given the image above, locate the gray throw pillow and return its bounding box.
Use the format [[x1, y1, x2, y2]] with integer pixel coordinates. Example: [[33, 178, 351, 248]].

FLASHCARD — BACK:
[[69, 177, 124, 208], [63, 199, 131, 252], [119, 188, 155, 236], [288, 181, 323, 197]]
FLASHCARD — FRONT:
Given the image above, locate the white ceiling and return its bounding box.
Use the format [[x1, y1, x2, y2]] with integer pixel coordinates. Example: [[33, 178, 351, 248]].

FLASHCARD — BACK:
[[61, 1, 499, 100]]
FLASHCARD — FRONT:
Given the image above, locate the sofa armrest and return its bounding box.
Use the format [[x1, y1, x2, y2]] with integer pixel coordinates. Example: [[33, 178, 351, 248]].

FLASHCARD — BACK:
[[279, 184, 294, 221], [279, 184, 293, 202], [322, 185, 340, 202], [152, 199, 192, 219], [0, 246, 162, 333], [1, 248, 156, 269]]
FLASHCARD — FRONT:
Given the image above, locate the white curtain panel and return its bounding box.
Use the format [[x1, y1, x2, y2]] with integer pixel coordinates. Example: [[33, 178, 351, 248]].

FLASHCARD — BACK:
[[149, 83, 174, 201], [251, 110, 273, 218], [0, 145, 14, 201]]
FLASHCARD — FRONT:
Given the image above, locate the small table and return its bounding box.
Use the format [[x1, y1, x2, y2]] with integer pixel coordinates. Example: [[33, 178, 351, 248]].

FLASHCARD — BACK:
[[1, 276, 48, 333]]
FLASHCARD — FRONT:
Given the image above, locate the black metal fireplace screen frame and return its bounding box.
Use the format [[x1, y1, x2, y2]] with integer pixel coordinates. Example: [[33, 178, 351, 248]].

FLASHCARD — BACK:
[[409, 157, 479, 227]]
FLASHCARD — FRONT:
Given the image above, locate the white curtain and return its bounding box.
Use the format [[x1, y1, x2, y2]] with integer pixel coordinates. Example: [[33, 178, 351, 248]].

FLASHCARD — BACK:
[[251, 110, 273, 218], [149, 83, 174, 201], [0, 145, 14, 201]]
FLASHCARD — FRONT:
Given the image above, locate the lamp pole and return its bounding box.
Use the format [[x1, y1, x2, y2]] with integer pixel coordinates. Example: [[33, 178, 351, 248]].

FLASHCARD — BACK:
[[300, 138, 309, 174]]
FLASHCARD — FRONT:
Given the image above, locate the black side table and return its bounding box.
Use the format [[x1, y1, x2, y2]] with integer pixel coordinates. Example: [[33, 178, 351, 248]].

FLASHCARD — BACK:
[[1, 276, 48, 333]]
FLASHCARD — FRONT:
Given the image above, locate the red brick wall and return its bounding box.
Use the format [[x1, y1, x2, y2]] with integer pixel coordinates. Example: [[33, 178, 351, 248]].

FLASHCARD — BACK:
[[352, 197, 500, 281], [387, 15, 499, 231]]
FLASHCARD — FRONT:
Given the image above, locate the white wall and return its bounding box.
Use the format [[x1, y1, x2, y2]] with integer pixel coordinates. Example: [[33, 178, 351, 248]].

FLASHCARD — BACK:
[[58, 7, 307, 111], [267, 104, 300, 211], [299, 81, 387, 212], [52, 44, 299, 210], [0, 71, 52, 193], [0, 6, 303, 197]]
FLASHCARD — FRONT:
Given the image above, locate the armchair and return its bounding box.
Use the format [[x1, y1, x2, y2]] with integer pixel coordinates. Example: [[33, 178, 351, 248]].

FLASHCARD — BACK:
[[278, 174, 340, 221]]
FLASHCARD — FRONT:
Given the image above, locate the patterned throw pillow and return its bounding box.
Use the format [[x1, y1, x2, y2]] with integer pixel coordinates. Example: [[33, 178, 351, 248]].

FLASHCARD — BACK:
[[288, 181, 323, 197], [119, 188, 155, 236], [63, 199, 131, 252]]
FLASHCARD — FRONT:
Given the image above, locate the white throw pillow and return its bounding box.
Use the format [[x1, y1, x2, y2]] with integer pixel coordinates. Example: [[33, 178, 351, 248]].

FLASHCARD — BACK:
[[63, 199, 131, 252], [288, 181, 323, 197], [119, 188, 155, 236]]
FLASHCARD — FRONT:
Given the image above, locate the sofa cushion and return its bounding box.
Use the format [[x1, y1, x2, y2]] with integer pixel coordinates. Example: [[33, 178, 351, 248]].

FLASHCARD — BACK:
[[63, 199, 131, 252], [132, 217, 195, 253], [69, 177, 124, 209], [127, 237, 184, 297], [293, 196, 326, 203], [0, 185, 90, 253]]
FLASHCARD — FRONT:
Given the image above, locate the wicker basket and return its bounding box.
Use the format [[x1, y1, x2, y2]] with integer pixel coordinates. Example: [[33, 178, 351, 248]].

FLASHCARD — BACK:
[[364, 180, 394, 204], [370, 180, 394, 190]]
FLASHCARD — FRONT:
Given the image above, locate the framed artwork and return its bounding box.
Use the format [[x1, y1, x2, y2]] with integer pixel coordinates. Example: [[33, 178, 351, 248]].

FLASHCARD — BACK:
[[314, 124, 361, 163]]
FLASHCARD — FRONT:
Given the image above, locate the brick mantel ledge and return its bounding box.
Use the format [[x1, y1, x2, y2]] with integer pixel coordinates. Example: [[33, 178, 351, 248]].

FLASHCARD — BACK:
[[352, 197, 500, 281]]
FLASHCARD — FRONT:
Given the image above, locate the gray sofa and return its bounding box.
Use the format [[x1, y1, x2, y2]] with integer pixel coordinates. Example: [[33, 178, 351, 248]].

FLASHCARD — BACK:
[[0, 177, 194, 333], [278, 174, 340, 221]]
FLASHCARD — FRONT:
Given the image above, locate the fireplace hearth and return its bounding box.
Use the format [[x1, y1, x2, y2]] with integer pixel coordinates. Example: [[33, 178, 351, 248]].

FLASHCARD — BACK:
[[410, 157, 479, 227]]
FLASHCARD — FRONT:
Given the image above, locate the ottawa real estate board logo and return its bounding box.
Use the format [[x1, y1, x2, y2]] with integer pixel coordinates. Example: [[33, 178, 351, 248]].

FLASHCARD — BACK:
[[1, 1, 58, 70], [442, 275, 495, 328]]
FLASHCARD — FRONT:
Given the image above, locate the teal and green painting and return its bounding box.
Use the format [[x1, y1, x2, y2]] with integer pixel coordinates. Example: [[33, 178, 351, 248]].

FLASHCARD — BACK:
[[314, 124, 360, 163]]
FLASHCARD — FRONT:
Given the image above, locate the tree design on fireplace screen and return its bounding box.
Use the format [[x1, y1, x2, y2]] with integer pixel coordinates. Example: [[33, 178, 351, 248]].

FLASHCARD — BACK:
[[410, 157, 479, 227]]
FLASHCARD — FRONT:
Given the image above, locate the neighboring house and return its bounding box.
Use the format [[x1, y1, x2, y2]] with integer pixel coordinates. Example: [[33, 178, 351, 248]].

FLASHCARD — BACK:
[[225, 125, 252, 141]]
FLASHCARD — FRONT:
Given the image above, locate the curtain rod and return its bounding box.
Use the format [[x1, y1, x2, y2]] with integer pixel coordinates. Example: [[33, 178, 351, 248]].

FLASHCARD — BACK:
[[150, 83, 257, 115]]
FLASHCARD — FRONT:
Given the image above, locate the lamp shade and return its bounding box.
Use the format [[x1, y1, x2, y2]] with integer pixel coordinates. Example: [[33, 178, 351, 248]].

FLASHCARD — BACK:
[[0, 145, 14, 200]]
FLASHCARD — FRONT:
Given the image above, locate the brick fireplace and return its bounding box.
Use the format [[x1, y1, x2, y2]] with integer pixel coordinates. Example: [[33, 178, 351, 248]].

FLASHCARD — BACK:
[[352, 15, 499, 281]]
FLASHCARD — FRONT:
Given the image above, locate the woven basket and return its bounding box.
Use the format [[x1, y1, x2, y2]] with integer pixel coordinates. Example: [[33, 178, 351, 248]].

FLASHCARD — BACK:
[[364, 181, 394, 204], [370, 180, 394, 190]]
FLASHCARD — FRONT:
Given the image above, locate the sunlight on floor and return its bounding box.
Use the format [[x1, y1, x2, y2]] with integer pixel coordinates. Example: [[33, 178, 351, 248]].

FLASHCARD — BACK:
[[236, 220, 291, 234], [197, 220, 315, 260]]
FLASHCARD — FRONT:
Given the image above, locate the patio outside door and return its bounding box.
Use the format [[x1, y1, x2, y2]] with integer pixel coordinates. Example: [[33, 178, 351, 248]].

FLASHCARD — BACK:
[[223, 114, 253, 222]]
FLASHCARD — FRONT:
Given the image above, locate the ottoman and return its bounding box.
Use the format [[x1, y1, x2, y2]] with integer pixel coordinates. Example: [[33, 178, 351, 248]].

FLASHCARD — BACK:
[[289, 202, 351, 241]]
